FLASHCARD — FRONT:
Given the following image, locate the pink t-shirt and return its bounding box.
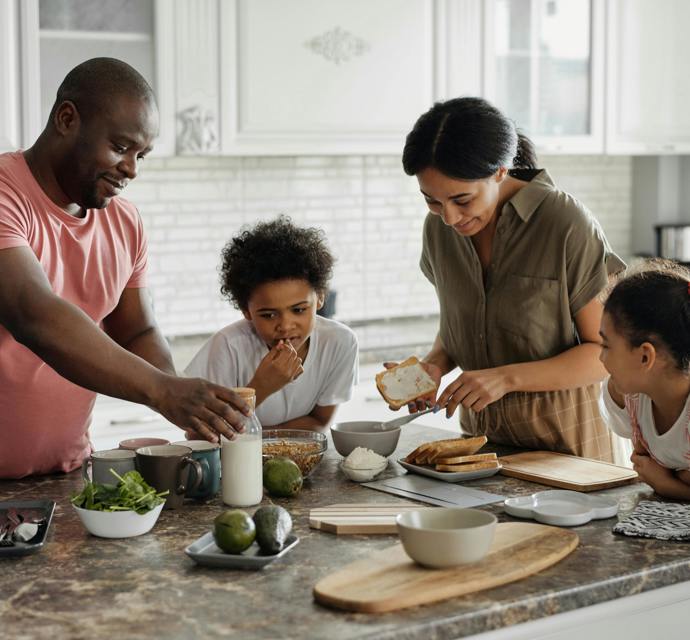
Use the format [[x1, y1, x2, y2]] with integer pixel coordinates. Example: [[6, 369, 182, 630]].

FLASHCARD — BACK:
[[0, 151, 148, 478]]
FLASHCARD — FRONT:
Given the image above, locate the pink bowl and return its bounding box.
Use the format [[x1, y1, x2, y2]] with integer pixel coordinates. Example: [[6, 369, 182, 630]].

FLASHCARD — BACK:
[[118, 437, 170, 451]]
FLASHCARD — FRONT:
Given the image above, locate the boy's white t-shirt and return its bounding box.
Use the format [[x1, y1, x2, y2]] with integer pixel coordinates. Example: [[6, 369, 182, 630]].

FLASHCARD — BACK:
[[601, 378, 690, 471], [184, 316, 358, 427]]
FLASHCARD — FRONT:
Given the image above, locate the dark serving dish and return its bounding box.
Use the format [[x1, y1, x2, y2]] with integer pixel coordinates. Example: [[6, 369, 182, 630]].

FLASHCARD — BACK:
[[0, 499, 56, 557]]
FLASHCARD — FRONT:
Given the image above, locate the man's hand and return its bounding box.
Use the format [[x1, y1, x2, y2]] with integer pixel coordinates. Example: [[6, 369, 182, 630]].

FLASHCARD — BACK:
[[250, 340, 304, 403], [151, 375, 250, 443], [436, 367, 510, 418], [382, 360, 443, 412]]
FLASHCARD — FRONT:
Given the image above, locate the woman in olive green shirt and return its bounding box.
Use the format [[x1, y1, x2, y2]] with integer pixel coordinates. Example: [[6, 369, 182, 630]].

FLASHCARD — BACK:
[[401, 97, 625, 461]]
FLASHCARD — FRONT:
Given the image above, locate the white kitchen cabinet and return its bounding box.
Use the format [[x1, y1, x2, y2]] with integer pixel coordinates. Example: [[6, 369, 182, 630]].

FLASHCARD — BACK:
[[0, 0, 21, 152], [218, 0, 438, 155], [17, 0, 175, 156], [483, 0, 605, 154], [606, 0, 690, 154]]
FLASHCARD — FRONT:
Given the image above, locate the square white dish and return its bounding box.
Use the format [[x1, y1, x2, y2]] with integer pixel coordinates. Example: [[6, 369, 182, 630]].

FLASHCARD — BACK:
[[397, 458, 502, 483], [503, 490, 618, 527], [185, 531, 299, 569]]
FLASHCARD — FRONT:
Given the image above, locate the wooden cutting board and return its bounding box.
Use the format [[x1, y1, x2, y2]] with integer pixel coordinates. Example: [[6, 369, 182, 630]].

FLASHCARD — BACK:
[[309, 503, 433, 534], [498, 450, 638, 492], [314, 522, 578, 613]]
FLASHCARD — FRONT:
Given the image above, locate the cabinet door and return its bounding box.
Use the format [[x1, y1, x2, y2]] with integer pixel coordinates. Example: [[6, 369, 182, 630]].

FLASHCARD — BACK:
[[606, 0, 690, 154], [0, 0, 21, 152], [484, 0, 604, 154], [19, 0, 174, 156], [220, 0, 436, 155]]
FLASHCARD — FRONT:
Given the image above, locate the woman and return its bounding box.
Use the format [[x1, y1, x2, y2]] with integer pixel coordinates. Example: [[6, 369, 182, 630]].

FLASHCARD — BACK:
[[402, 97, 625, 461]]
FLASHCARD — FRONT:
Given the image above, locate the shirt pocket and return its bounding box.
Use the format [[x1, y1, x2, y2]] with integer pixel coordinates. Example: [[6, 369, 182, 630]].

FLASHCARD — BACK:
[[496, 273, 563, 358]]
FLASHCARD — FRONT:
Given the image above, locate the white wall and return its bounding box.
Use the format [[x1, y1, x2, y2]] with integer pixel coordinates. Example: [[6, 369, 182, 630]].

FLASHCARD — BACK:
[[125, 154, 632, 338]]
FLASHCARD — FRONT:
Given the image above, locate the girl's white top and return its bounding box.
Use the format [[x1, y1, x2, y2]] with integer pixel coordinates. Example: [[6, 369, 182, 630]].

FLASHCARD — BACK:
[[601, 378, 690, 470], [185, 316, 358, 427]]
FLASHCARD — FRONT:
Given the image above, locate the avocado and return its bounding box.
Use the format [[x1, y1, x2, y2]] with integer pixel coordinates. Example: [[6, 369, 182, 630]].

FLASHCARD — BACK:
[[213, 509, 256, 554], [253, 505, 293, 554], [263, 457, 303, 498]]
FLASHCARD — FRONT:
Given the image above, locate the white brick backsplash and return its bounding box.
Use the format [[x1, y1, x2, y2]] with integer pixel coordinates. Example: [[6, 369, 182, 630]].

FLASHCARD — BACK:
[[128, 155, 632, 337]]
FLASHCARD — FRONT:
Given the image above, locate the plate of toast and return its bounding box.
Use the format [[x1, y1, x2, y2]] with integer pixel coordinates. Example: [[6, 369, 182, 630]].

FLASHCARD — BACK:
[[398, 435, 502, 483]]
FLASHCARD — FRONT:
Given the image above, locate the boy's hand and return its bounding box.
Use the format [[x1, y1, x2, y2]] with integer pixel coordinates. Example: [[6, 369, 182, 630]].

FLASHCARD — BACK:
[[253, 340, 304, 398]]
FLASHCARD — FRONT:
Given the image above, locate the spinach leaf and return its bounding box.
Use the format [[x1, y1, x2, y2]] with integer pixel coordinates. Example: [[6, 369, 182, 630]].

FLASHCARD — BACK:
[[71, 470, 168, 514]]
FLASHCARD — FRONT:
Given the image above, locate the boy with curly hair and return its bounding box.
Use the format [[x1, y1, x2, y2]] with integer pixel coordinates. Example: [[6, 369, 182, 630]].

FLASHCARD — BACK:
[[185, 216, 358, 432]]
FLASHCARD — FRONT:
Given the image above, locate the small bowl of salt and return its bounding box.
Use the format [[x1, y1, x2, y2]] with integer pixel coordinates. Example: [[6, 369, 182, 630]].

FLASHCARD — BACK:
[[340, 447, 388, 482]]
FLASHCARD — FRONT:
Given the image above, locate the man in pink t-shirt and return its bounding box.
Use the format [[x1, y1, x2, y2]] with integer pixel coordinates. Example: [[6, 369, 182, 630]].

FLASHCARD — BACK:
[[0, 58, 248, 478]]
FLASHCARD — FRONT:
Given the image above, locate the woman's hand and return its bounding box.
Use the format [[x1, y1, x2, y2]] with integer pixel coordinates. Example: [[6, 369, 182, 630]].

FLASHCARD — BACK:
[[436, 367, 511, 417], [382, 360, 443, 412]]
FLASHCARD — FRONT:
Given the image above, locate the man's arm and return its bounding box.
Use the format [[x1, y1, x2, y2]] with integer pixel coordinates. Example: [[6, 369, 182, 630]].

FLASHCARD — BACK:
[[0, 246, 248, 441], [103, 287, 176, 375]]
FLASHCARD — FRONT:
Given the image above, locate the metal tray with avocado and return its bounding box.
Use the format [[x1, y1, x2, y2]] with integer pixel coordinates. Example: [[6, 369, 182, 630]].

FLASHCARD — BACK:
[[185, 505, 299, 569], [184, 532, 299, 569]]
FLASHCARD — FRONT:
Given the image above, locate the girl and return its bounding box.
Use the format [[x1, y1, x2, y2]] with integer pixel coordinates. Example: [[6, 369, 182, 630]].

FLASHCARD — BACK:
[[600, 260, 690, 500], [400, 96, 626, 461], [185, 216, 358, 432]]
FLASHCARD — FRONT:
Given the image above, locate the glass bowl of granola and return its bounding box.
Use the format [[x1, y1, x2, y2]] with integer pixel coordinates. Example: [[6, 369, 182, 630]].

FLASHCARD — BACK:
[[262, 430, 327, 478]]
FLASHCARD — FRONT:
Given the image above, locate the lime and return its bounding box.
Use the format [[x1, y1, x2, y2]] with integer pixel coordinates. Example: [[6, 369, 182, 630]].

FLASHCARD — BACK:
[[213, 509, 256, 554], [263, 457, 303, 498]]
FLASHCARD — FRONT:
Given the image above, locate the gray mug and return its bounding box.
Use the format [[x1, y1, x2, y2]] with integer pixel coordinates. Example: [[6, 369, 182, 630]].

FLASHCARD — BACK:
[[82, 449, 136, 485], [135, 444, 202, 510], [173, 440, 221, 500]]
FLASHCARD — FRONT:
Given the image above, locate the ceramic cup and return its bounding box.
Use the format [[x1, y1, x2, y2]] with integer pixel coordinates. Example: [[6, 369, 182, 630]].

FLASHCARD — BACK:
[[135, 444, 202, 510], [172, 440, 221, 500], [119, 437, 170, 451], [82, 449, 136, 485]]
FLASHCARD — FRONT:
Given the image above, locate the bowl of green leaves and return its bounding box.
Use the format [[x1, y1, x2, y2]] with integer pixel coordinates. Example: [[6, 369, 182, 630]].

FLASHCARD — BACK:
[[71, 470, 168, 538]]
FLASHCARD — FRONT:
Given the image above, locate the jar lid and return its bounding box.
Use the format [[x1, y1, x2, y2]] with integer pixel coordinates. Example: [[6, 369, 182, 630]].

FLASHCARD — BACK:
[[232, 387, 256, 410]]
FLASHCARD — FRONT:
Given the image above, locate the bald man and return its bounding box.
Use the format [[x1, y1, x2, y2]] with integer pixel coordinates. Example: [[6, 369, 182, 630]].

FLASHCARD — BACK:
[[0, 58, 247, 478]]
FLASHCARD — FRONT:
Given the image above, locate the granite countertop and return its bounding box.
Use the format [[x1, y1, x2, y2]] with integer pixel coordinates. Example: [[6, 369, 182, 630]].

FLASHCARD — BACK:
[[1, 424, 688, 640]]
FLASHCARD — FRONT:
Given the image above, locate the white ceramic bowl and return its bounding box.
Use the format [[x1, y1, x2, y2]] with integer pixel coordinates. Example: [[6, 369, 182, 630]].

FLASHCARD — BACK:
[[396, 508, 497, 568], [340, 460, 388, 482], [330, 421, 401, 457], [72, 503, 164, 538]]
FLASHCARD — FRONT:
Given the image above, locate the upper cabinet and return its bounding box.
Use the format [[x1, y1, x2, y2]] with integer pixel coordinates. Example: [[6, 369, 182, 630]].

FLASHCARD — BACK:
[[0, 0, 21, 152], [606, 0, 690, 154], [483, 0, 605, 154], [4, 0, 690, 157], [218, 0, 438, 155], [17, 0, 175, 155]]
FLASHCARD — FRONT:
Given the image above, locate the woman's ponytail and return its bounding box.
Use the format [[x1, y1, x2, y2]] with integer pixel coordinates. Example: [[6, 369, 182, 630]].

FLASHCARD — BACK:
[[512, 132, 538, 169]]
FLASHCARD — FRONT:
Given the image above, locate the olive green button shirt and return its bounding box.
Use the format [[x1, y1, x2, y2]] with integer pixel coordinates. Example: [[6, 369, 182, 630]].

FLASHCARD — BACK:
[[421, 169, 624, 369], [420, 169, 626, 460]]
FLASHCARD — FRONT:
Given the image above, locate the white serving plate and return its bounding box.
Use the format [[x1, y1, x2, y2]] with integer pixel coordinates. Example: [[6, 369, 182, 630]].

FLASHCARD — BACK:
[[185, 531, 299, 569], [397, 458, 502, 483], [503, 490, 618, 527]]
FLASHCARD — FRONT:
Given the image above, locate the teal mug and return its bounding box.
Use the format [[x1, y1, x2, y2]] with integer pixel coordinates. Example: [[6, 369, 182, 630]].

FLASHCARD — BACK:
[[173, 440, 221, 500]]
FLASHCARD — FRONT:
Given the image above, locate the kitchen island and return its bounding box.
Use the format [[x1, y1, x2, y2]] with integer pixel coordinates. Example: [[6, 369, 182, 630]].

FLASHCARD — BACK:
[[1, 424, 689, 640]]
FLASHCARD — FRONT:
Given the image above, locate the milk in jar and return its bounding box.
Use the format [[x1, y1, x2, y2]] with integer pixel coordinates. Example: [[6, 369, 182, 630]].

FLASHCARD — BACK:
[[221, 387, 263, 507]]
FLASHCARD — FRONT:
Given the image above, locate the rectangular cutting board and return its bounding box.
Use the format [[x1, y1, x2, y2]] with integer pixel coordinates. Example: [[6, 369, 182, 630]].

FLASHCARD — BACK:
[[498, 450, 638, 491], [313, 522, 578, 613], [309, 503, 432, 534]]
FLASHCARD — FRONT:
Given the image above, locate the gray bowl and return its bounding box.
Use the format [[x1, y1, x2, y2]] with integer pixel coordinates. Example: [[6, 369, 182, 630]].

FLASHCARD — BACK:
[[330, 421, 401, 457]]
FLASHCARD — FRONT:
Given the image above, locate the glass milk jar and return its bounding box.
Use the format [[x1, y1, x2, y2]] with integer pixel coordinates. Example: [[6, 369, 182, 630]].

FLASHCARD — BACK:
[[221, 387, 263, 507]]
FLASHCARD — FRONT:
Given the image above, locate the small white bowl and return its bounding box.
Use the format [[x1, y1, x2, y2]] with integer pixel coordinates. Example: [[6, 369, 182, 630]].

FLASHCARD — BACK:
[[396, 508, 497, 568], [340, 460, 388, 482], [72, 503, 164, 538]]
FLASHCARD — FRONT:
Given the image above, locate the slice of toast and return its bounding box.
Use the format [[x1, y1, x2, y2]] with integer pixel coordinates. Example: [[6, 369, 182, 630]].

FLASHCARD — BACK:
[[404, 435, 488, 465], [435, 460, 500, 473], [375, 357, 437, 410], [434, 452, 497, 465]]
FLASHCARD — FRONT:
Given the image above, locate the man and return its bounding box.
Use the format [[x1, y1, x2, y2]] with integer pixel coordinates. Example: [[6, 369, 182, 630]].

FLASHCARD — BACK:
[[0, 58, 247, 479]]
